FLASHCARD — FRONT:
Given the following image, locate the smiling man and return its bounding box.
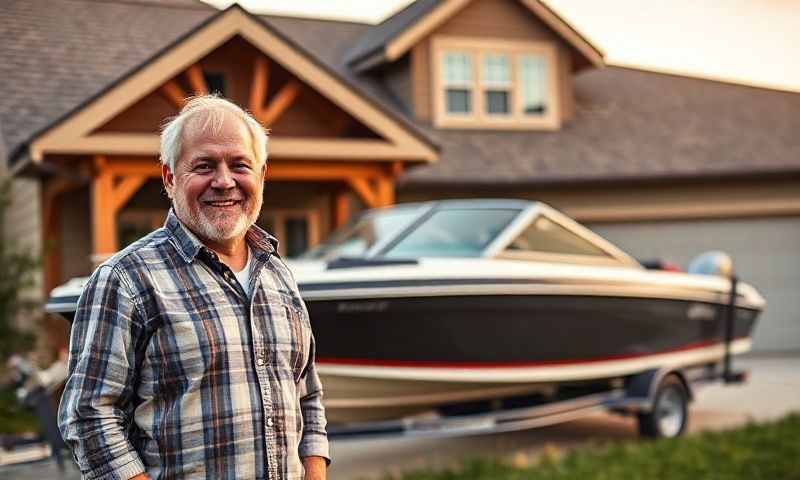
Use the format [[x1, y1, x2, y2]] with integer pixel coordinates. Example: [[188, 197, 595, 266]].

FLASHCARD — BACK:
[[59, 96, 329, 479]]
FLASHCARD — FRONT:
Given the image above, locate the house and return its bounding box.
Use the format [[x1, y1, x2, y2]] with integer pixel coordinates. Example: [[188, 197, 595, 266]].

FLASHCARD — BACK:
[[1, 0, 798, 352]]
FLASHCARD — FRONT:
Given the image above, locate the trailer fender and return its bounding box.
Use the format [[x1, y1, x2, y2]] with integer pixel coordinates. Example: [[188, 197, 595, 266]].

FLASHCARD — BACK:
[[626, 368, 693, 411]]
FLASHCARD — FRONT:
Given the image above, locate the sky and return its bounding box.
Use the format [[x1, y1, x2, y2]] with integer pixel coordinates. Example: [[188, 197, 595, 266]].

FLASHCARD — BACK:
[[202, 0, 800, 93]]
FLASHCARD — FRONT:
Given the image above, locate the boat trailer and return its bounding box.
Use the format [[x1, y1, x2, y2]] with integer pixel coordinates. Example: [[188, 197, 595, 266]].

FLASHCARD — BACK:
[[328, 362, 747, 441]]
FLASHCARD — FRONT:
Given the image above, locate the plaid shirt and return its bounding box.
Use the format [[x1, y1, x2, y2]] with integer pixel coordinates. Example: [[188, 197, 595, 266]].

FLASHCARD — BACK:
[[59, 210, 329, 479]]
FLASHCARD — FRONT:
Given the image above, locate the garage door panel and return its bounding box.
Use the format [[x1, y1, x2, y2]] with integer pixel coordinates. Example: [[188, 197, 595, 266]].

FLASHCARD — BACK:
[[589, 217, 800, 352]]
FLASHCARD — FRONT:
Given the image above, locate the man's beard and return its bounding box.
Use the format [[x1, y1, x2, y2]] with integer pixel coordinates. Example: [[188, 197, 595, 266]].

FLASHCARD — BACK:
[[173, 191, 263, 245]]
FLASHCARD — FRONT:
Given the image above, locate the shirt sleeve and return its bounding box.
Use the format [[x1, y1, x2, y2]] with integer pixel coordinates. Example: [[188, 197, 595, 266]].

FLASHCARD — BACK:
[[297, 332, 330, 465], [58, 265, 147, 480]]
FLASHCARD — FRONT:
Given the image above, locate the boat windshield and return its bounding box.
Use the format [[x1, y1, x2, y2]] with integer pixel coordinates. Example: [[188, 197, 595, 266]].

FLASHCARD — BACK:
[[382, 208, 521, 258], [300, 205, 426, 260]]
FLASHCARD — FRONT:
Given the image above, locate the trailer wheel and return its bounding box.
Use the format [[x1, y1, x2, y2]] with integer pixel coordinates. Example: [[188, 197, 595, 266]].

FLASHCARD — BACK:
[[637, 374, 688, 438]]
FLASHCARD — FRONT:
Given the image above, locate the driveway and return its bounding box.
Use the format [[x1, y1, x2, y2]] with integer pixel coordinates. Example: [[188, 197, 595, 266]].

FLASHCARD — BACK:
[[3, 355, 798, 480]]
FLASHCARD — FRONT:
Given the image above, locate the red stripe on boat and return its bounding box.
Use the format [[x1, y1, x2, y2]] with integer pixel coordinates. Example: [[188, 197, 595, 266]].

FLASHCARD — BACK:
[[316, 338, 747, 369]]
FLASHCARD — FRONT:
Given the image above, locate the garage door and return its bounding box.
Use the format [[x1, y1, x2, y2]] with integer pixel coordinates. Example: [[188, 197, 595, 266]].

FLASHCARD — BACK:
[[588, 216, 800, 352]]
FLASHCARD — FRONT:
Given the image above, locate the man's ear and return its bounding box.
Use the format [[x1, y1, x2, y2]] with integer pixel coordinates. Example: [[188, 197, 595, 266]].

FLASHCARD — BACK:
[[162, 163, 174, 198]]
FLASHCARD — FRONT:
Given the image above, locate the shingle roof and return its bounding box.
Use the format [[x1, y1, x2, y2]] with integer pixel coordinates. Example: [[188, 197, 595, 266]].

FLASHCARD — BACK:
[[402, 67, 800, 185], [2, 0, 799, 186], [343, 0, 439, 67], [0, 0, 214, 161]]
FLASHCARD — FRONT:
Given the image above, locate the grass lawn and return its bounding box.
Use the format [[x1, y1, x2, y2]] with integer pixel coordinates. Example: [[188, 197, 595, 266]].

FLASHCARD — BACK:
[[0, 388, 40, 435], [392, 413, 800, 480]]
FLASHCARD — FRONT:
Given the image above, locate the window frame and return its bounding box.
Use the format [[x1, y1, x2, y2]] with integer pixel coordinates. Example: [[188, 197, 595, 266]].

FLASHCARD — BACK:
[[431, 36, 561, 130], [258, 208, 321, 258]]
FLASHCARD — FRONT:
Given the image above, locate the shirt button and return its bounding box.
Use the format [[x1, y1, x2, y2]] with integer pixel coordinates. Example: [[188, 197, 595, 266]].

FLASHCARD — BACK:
[[267, 417, 274, 427]]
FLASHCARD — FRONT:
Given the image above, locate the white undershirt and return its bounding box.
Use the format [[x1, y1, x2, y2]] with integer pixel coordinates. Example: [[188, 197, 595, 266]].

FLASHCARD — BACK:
[[233, 247, 253, 298]]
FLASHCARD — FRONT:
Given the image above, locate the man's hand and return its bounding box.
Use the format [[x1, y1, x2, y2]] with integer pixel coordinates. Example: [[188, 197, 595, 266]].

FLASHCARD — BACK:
[[303, 456, 327, 480]]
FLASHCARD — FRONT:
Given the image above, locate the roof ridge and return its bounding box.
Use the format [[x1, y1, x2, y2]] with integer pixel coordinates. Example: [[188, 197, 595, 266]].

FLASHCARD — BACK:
[[258, 12, 371, 26], [605, 63, 800, 95], [80, 0, 213, 10]]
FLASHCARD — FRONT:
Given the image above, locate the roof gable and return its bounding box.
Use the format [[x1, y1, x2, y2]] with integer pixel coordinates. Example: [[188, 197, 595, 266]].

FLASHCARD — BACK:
[[345, 0, 603, 72], [23, 5, 437, 167]]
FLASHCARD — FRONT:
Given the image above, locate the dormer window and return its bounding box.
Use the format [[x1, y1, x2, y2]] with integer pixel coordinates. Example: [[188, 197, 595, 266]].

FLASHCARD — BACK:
[[432, 36, 560, 130], [443, 52, 473, 114]]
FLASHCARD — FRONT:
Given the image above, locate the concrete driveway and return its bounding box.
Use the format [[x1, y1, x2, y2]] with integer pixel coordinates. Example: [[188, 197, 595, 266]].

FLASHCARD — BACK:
[[2, 355, 798, 480]]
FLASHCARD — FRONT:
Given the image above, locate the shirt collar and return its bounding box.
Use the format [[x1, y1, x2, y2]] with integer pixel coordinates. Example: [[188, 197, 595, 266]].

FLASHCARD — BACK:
[[164, 208, 279, 263]]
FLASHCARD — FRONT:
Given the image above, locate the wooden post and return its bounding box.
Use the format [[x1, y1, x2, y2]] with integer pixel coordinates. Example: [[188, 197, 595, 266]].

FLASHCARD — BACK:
[[375, 175, 395, 207], [41, 177, 83, 292], [41, 185, 62, 294], [332, 190, 350, 229], [92, 156, 117, 262]]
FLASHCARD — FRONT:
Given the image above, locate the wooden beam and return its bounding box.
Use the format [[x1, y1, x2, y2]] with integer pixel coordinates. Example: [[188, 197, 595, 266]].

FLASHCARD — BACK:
[[268, 161, 387, 181], [35, 133, 431, 162], [260, 80, 300, 126], [332, 190, 350, 229], [160, 80, 187, 109], [185, 64, 208, 95], [111, 176, 148, 213], [390, 161, 404, 177], [347, 177, 380, 208], [92, 155, 117, 257], [249, 56, 269, 115]]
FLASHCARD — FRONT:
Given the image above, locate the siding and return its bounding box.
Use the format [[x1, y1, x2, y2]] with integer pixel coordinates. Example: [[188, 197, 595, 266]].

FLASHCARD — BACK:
[[5, 178, 43, 302]]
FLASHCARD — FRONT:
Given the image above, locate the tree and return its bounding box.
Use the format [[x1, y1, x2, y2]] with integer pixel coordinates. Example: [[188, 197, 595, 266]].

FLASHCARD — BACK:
[[0, 180, 38, 363]]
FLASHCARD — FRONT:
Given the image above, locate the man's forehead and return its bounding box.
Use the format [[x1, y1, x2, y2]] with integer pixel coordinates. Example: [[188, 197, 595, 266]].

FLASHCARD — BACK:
[[182, 109, 252, 146]]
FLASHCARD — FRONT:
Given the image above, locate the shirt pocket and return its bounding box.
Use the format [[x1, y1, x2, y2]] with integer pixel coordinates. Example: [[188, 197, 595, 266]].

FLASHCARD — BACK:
[[267, 293, 311, 384]]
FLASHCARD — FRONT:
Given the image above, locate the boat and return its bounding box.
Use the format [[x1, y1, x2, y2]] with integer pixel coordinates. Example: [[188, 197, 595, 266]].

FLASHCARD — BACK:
[[47, 200, 765, 425]]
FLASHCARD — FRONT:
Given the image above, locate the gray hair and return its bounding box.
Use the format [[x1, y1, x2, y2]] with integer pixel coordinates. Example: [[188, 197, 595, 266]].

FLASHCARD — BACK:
[[159, 95, 268, 172]]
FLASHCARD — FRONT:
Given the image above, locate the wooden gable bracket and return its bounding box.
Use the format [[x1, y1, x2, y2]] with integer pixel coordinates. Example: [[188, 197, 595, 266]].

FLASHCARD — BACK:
[[91, 155, 149, 257], [26, 7, 438, 168], [248, 56, 301, 127], [159, 63, 210, 109]]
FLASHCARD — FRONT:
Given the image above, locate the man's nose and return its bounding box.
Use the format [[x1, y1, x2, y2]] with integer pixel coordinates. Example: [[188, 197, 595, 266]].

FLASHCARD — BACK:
[[211, 164, 235, 189]]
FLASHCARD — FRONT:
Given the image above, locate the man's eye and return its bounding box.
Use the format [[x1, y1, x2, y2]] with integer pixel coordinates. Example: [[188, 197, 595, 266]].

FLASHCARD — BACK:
[[194, 163, 211, 171], [233, 162, 251, 171]]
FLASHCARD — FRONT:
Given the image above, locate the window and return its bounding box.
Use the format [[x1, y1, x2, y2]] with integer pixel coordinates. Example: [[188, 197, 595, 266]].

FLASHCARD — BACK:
[[383, 208, 520, 258], [433, 37, 558, 129], [443, 52, 473, 114], [504, 216, 612, 260], [203, 72, 226, 96], [259, 209, 320, 258], [519, 54, 547, 115], [482, 54, 511, 115]]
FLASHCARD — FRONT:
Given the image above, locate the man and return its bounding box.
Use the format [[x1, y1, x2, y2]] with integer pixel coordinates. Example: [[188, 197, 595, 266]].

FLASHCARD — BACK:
[[59, 96, 329, 479]]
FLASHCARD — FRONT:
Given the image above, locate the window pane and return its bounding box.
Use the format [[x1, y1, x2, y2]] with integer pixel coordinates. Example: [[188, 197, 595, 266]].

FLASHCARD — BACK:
[[302, 206, 424, 260], [505, 216, 610, 258], [443, 52, 472, 85], [481, 54, 510, 86], [384, 208, 521, 258], [203, 72, 226, 96], [520, 54, 547, 115], [446, 89, 471, 113], [285, 217, 309, 258], [485, 90, 509, 114]]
